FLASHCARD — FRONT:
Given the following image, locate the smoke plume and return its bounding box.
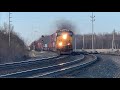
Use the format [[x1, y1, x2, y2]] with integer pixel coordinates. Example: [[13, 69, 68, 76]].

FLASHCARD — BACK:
[[55, 19, 76, 34]]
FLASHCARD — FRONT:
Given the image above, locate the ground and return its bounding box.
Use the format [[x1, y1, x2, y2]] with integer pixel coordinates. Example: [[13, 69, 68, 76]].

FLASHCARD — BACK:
[[28, 51, 120, 78], [2, 50, 120, 78], [71, 54, 120, 78], [28, 50, 58, 58]]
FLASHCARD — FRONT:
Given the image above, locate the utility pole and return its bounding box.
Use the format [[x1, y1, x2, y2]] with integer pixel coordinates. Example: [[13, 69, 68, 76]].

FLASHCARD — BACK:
[[112, 29, 115, 50], [90, 12, 95, 51], [83, 34, 84, 49], [9, 12, 12, 47], [75, 35, 76, 52], [94, 33, 96, 50]]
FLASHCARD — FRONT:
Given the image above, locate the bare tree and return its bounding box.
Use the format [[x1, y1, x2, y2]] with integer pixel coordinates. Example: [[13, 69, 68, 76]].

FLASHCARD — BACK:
[[0, 23, 28, 64]]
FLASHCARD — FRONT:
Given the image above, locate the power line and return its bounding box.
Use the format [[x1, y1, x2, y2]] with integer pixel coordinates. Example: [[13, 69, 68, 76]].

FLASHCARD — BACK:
[[90, 12, 95, 51]]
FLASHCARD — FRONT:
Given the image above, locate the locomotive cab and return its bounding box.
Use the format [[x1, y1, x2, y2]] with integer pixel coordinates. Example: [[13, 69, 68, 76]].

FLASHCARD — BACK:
[[56, 29, 74, 54]]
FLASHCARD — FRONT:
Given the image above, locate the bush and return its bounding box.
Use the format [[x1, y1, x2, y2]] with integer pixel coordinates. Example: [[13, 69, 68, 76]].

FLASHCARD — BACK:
[[0, 23, 28, 64]]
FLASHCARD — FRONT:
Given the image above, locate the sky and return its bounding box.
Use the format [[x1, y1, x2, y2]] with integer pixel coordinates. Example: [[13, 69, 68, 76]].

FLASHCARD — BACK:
[[0, 12, 120, 45]]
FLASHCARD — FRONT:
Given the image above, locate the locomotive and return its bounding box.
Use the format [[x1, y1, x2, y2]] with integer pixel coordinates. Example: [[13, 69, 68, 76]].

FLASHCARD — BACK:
[[48, 29, 74, 55]]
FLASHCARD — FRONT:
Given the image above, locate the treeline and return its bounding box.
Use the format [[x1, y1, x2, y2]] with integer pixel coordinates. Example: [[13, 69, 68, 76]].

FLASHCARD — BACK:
[[0, 23, 28, 64], [75, 32, 120, 49], [31, 31, 120, 50]]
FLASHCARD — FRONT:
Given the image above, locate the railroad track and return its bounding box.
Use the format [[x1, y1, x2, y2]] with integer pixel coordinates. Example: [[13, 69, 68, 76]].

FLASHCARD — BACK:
[[0, 54, 83, 78], [0, 54, 97, 78], [46, 54, 98, 78], [33, 54, 98, 78], [0, 55, 69, 76]]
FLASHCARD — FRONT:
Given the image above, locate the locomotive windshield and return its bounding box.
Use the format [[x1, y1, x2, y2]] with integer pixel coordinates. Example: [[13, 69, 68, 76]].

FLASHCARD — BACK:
[[57, 31, 73, 37]]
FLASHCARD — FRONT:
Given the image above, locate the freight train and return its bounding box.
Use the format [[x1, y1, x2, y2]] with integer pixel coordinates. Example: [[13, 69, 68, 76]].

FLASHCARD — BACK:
[[48, 29, 74, 54], [30, 29, 74, 55]]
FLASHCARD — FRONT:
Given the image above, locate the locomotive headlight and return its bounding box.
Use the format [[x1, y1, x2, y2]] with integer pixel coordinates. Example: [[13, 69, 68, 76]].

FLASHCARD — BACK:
[[59, 42, 62, 46], [67, 43, 70, 45], [62, 34, 67, 40]]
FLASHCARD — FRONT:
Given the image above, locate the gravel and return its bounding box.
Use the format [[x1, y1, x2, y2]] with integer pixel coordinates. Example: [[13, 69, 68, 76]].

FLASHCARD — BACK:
[[29, 51, 58, 58], [65, 54, 120, 78], [55, 54, 96, 78]]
